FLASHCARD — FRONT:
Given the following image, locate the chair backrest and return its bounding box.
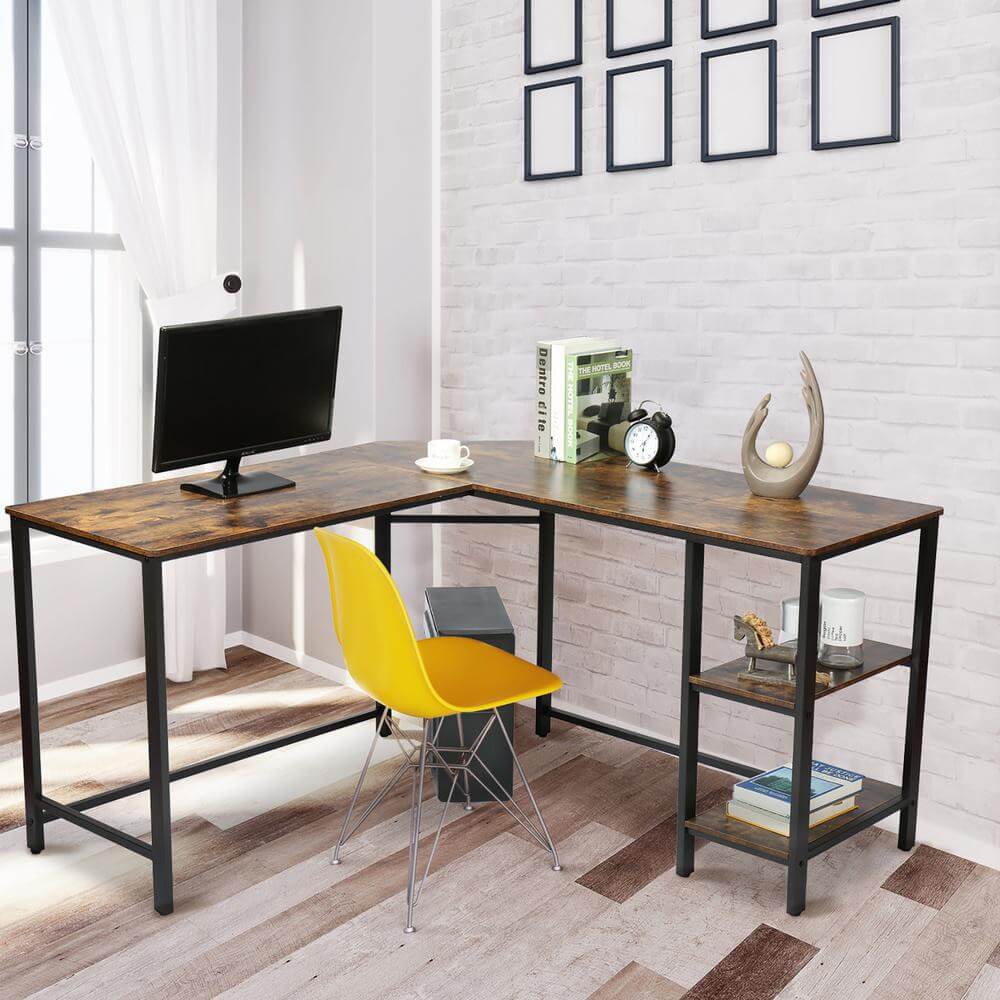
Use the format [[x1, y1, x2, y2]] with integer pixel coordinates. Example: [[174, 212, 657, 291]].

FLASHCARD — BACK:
[[313, 528, 454, 719]]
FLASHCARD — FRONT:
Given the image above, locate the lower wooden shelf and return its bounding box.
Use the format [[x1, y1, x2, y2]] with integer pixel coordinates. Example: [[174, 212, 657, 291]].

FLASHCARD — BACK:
[[685, 777, 904, 864]]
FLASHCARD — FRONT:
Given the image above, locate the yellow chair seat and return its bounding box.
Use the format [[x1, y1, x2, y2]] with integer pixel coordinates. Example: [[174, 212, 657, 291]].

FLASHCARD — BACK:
[[314, 527, 561, 719], [417, 637, 562, 716]]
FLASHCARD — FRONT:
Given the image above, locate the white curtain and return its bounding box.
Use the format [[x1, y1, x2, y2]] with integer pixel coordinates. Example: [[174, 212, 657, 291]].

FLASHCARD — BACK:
[[50, 0, 232, 681]]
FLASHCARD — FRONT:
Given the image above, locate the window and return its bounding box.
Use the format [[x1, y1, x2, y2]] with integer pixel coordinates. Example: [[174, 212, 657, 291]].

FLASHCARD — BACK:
[[2, 0, 143, 519]]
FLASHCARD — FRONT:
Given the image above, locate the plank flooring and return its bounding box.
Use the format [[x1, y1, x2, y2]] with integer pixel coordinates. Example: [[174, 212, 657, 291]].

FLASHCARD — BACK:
[[587, 961, 686, 999], [683, 925, 817, 1000], [1, 647, 996, 999], [577, 779, 732, 904], [881, 843, 976, 909]]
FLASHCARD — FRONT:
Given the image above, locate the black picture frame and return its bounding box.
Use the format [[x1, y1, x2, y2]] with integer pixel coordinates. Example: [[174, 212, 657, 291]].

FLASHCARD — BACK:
[[701, 0, 776, 40], [812, 16, 900, 150], [813, 0, 899, 16], [524, 76, 583, 181], [701, 40, 777, 163], [524, 0, 583, 74], [607, 0, 672, 58], [606, 60, 672, 172]]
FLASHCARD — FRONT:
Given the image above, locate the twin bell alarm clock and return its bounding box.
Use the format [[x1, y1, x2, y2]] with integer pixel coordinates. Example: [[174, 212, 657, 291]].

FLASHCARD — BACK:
[[623, 400, 675, 473]]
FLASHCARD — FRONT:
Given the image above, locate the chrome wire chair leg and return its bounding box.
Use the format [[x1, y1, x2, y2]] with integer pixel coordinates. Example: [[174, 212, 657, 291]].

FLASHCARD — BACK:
[[404, 719, 430, 934], [332, 756, 412, 865], [462, 726, 557, 858], [402, 716, 495, 932], [337, 709, 559, 933], [495, 708, 561, 871], [385, 713, 423, 757], [414, 757, 461, 911], [331, 707, 415, 866], [424, 713, 493, 787], [455, 713, 474, 812], [331, 707, 387, 865]]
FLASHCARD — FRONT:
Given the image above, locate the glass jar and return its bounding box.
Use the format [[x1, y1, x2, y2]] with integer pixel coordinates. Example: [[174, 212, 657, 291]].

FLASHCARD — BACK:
[[818, 588, 865, 669]]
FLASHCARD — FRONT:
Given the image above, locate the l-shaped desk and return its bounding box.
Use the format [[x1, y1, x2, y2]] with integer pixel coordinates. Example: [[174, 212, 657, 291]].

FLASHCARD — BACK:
[[7, 441, 941, 916]]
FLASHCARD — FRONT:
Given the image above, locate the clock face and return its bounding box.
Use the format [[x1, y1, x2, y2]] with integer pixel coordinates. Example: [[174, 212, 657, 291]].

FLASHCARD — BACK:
[[625, 421, 659, 467]]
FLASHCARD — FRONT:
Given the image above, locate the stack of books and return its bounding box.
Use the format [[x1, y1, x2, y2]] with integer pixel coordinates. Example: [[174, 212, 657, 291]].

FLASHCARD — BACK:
[[535, 338, 633, 464], [726, 761, 863, 836]]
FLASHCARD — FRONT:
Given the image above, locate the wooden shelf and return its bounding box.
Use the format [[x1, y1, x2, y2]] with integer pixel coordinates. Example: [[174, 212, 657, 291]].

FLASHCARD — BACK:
[[685, 777, 904, 863], [690, 640, 910, 712]]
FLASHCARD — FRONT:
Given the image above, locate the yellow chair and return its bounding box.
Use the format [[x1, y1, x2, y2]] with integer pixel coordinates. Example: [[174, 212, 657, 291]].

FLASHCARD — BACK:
[[314, 528, 563, 933]]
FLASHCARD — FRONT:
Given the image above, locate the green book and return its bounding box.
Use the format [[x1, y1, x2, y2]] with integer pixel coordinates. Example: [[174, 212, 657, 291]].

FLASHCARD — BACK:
[[564, 348, 633, 464], [549, 338, 617, 461]]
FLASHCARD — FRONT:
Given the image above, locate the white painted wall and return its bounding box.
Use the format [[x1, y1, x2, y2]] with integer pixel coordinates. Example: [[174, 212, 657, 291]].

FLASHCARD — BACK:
[[440, 0, 1000, 863], [0, 544, 143, 704], [240, 0, 435, 665]]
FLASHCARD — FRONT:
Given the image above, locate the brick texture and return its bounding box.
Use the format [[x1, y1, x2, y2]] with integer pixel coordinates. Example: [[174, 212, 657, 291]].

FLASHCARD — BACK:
[[440, 0, 1000, 860]]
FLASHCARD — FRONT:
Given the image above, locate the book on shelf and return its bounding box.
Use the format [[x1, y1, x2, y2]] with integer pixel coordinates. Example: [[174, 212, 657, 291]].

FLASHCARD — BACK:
[[726, 797, 857, 837], [535, 337, 618, 461], [732, 761, 863, 818], [564, 347, 633, 465]]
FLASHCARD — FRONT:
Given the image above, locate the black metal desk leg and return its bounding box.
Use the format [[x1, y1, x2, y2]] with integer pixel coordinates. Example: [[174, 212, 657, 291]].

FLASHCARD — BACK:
[[898, 519, 938, 851], [787, 557, 822, 916], [142, 560, 173, 915], [676, 541, 704, 877], [535, 510, 555, 737], [12, 519, 44, 854], [373, 513, 393, 737]]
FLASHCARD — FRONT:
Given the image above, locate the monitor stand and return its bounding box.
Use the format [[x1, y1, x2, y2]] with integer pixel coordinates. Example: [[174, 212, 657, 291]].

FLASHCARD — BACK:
[[180, 456, 295, 499]]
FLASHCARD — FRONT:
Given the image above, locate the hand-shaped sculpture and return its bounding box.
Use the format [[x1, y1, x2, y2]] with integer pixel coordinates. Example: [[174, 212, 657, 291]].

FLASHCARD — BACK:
[[741, 352, 824, 500]]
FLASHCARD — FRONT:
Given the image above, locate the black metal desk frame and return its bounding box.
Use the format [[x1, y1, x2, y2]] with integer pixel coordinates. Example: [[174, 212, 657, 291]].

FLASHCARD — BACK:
[[11, 487, 937, 917]]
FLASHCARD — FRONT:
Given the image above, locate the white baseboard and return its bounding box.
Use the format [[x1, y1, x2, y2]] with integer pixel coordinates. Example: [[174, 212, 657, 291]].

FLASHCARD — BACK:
[[1, 630, 249, 713], [0, 652, 149, 714], [229, 630, 355, 690]]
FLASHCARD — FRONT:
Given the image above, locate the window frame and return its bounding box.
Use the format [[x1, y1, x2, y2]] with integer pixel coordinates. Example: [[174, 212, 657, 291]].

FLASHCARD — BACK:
[[6, 0, 132, 521]]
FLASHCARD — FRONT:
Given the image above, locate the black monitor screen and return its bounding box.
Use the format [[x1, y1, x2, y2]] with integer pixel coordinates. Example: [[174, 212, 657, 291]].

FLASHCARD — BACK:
[[152, 306, 342, 473]]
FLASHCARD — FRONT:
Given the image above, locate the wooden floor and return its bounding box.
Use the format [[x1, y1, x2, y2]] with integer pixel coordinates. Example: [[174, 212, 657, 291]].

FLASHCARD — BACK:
[[2, 648, 998, 1000]]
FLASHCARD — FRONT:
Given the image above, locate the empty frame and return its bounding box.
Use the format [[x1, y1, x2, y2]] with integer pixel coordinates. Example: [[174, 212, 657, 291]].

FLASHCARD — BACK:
[[813, 17, 900, 150], [702, 0, 776, 39], [525, 77, 583, 180], [702, 40, 777, 162], [525, 0, 582, 74], [608, 0, 671, 58], [607, 60, 672, 172], [813, 0, 899, 16]]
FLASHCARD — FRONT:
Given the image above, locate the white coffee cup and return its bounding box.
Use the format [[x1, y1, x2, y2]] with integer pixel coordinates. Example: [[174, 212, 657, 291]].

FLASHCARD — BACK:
[[426, 439, 470, 466]]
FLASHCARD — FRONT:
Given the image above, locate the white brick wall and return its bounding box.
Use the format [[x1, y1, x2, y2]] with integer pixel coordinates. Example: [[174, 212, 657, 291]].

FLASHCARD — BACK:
[[440, 0, 1000, 863]]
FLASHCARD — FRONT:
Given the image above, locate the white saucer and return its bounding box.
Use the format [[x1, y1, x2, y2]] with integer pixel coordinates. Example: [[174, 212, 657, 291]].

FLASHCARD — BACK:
[[415, 457, 474, 475]]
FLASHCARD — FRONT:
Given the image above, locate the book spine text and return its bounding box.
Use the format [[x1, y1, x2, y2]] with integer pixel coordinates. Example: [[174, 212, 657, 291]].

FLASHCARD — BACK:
[[534, 342, 551, 459]]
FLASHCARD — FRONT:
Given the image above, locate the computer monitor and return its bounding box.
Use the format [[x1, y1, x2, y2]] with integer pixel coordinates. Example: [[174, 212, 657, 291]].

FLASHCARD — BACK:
[[152, 306, 342, 498]]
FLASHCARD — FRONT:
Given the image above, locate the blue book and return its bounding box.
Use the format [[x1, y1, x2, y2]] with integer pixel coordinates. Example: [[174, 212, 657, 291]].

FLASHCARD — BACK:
[[732, 760, 863, 817]]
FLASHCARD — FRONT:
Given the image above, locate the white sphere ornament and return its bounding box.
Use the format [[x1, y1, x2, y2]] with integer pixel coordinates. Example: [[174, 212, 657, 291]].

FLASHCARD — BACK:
[[741, 352, 825, 500], [764, 441, 794, 469]]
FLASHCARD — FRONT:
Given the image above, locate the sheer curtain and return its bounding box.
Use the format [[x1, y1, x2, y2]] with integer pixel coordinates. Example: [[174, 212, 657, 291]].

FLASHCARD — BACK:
[[50, 0, 232, 681]]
